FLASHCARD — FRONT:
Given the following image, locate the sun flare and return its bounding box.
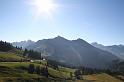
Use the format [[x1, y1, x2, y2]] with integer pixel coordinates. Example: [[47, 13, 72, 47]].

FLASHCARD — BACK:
[[29, 0, 58, 18]]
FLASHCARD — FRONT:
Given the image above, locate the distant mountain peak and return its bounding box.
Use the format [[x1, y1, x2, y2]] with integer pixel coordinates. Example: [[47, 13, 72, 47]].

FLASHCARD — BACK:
[[76, 38, 85, 41], [92, 42, 124, 59], [91, 42, 98, 45], [77, 38, 82, 40], [25, 37, 118, 69], [55, 35, 64, 38], [54, 36, 68, 40], [12, 40, 34, 49], [27, 40, 33, 42], [91, 42, 104, 46], [73, 38, 88, 44]]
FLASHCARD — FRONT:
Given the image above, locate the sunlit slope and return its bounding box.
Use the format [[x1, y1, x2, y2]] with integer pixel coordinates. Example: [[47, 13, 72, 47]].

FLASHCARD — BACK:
[[0, 52, 24, 62], [0, 62, 74, 82], [83, 73, 123, 82]]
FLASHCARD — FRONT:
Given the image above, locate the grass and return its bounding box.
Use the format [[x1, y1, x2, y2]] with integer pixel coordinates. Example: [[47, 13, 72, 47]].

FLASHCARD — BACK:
[[1, 52, 123, 82], [0, 62, 40, 77], [0, 62, 123, 82], [83, 73, 123, 82], [0, 61, 75, 82], [0, 62, 42, 68], [0, 62, 71, 75], [0, 52, 24, 62], [59, 67, 75, 73], [0, 51, 73, 79]]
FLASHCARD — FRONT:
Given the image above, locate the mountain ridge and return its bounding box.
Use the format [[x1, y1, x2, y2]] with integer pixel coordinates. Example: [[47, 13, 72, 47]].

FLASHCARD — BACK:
[[12, 40, 35, 49], [91, 42, 124, 59], [12, 36, 119, 69]]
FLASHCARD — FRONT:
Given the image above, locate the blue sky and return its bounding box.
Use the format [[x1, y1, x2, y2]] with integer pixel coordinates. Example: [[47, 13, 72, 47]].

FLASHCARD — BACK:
[[0, 0, 124, 45]]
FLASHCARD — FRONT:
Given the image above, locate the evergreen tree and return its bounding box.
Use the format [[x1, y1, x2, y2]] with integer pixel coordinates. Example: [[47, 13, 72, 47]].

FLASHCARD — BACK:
[[35, 66, 41, 75], [28, 64, 35, 74], [41, 66, 49, 78], [70, 72, 73, 79], [0, 41, 14, 52]]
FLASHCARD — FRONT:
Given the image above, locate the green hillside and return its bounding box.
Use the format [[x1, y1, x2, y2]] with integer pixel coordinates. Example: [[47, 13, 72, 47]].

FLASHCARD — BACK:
[[0, 55, 75, 82], [0, 52, 24, 62], [83, 73, 123, 82], [0, 41, 124, 82], [0, 62, 123, 82]]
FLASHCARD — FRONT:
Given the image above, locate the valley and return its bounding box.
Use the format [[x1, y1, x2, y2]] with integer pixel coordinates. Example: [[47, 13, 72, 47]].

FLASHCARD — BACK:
[[0, 39, 124, 82], [0, 57, 123, 82], [1, 0, 124, 81]]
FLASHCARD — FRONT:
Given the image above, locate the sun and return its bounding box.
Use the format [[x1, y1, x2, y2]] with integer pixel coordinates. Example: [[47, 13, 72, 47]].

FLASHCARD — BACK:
[[29, 0, 58, 18]]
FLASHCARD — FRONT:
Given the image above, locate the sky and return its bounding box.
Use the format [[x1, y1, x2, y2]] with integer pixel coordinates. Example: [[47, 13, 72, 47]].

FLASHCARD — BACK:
[[0, 0, 124, 45]]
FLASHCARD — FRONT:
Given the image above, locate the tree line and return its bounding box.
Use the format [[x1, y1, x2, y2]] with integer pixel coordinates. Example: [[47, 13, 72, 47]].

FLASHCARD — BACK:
[[0, 41, 14, 52], [23, 49, 41, 59]]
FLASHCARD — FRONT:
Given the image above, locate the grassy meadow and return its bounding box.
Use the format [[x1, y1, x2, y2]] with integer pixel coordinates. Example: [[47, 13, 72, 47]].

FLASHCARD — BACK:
[[0, 52, 124, 82]]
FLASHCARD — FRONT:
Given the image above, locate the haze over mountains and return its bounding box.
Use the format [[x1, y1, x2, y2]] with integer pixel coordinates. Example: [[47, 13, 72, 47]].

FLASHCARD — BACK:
[[12, 40, 35, 49], [91, 42, 124, 59], [12, 36, 119, 69]]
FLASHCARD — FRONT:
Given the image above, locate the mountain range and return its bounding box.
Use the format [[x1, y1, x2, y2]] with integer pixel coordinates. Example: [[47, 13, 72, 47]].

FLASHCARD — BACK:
[[12, 36, 119, 69], [12, 40, 35, 49], [91, 42, 124, 59]]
